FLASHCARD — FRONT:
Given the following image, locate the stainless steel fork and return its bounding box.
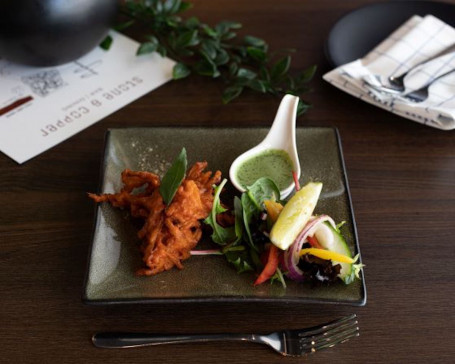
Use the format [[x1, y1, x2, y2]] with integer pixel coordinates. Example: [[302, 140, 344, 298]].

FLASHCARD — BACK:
[[399, 68, 455, 103], [363, 43, 455, 94], [92, 314, 359, 357]]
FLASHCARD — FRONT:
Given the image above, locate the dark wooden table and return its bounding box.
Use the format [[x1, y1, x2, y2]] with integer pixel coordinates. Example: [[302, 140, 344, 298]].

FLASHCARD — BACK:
[[2, 1, 454, 363]]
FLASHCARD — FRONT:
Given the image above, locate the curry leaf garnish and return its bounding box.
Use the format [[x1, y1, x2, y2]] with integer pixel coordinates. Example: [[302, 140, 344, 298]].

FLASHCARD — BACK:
[[159, 147, 187, 205], [119, 0, 316, 115]]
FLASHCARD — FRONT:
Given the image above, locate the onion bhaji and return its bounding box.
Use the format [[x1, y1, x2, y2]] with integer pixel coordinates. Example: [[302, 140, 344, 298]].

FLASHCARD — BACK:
[[89, 162, 221, 276]]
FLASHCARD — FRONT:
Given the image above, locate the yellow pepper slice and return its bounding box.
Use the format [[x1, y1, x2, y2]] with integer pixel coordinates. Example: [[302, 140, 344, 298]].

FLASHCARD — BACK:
[[299, 248, 354, 264], [264, 200, 284, 223]]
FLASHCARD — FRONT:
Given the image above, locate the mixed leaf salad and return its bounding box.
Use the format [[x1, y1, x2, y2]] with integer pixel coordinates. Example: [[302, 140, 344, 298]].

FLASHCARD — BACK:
[[154, 148, 363, 287], [200, 177, 364, 287]]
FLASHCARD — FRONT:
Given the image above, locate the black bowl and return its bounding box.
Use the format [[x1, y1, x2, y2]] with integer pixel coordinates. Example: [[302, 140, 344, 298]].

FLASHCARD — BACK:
[[325, 0, 455, 67], [0, 0, 118, 66]]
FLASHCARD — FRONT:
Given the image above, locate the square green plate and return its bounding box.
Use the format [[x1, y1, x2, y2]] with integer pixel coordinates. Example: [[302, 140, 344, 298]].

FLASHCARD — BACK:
[[83, 127, 366, 306]]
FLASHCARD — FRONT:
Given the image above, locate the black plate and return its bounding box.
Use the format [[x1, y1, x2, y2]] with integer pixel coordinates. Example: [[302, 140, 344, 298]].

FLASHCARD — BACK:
[[325, 1, 455, 67]]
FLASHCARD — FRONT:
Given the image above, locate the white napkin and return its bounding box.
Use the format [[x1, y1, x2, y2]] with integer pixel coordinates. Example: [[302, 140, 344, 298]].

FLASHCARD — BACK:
[[323, 15, 455, 130]]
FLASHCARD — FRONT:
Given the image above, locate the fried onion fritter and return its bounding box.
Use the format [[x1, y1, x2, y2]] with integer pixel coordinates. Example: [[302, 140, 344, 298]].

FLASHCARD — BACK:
[[89, 162, 221, 276]]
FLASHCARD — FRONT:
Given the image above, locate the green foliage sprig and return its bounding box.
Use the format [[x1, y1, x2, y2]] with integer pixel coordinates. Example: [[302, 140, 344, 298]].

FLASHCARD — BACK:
[[118, 0, 316, 115]]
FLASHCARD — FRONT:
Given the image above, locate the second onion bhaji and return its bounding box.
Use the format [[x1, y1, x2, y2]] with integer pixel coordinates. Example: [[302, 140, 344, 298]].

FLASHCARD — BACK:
[[89, 161, 221, 276]]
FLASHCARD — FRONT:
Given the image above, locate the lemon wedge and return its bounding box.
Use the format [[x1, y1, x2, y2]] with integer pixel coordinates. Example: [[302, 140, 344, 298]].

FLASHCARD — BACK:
[[269, 182, 322, 250]]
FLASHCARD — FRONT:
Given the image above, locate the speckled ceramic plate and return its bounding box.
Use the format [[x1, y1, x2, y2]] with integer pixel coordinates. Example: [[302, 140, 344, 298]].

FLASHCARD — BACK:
[[83, 127, 366, 306]]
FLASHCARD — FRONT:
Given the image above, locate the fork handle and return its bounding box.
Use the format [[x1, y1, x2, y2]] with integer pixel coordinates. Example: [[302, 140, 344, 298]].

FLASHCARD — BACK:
[[92, 332, 254, 348], [396, 42, 455, 78], [428, 68, 455, 84]]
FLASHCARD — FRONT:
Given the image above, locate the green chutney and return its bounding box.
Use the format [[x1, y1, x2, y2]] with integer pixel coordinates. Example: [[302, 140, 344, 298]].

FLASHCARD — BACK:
[[235, 149, 294, 190]]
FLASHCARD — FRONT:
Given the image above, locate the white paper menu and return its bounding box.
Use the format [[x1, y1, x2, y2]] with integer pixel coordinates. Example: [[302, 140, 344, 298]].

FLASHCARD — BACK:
[[0, 31, 175, 164]]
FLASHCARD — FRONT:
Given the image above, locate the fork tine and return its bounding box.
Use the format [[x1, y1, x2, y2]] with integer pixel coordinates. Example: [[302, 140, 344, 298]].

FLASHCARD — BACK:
[[299, 318, 359, 350], [310, 327, 360, 353], [297, 314, 357, 338]]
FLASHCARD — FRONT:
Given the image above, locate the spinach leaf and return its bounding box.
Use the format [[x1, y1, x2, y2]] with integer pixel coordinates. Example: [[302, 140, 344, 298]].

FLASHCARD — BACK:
[[241, 192, 257, 249], [159, 148, 187, 205], [233, 196, 244, 243], [239, 178, 280, 251], [249, 246, 263, 271], [246, 177, 280, 210], [203, 179, 236, 245]]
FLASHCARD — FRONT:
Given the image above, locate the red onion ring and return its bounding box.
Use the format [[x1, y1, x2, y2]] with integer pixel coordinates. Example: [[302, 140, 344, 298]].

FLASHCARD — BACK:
[[284, 215, 336, 281]]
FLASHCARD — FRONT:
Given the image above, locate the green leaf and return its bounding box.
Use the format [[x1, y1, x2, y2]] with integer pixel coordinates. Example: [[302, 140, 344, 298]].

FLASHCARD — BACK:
[[249, 247, 262, 270], [202, 24, 218, 38], [164, 0, 177, 11], [156, 44, 167, 57], [297, 100, 311, 116], [214, 48, 229, 65], [173, 63, 191, 80], [136, 40, 159, 55], [221, 21, 242, 30], [248, 79, 267, 93], [224, 249, 254, 273], [222, 85, 243, 104], [259, 66, 270, 82], [246, 177, 280, 211], [163, 0, 181, 14], [203, 179, 236, 245], [336, 220, 346, 233], [241, 192, 258, 250], [165, 16, 180, 28], [159, 148, 187, 205], [201, 39, 218, 60], [185, 16, 200, 28], [233, 196, 244, 243], [237, 68, 257, 80], [247, 47, 266, 63], [178, 1, 193, 13], [168, 32, 177, 49], [222, 31, 237, 41], [113, 19, 135, 31], [270, 267, 287, 287], [286, 75, 296, 91], [177, 48, 194, 57], [298, 64, 317, 83], [154, 1, 164, 13], [215, 21, 241, 36], [234, 77, 252, 87], [99, 35, 113, 51], [229, 62, 239, 76], [195, 60, 220, 77], [176, 29, 199, 48], [342, 255, 365, 284], [271, 55, 291, 80], [244, 35, 267, 50]]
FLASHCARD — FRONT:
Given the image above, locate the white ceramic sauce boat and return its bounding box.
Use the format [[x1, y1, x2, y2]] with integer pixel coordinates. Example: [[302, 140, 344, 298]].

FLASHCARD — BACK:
[[229, 94, 301, 199]]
